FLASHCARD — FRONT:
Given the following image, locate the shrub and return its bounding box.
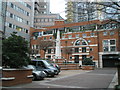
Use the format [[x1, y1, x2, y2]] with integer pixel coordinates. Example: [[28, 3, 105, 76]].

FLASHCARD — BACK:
[[82, 58, 94, 65], [2, 32, 31, 68]]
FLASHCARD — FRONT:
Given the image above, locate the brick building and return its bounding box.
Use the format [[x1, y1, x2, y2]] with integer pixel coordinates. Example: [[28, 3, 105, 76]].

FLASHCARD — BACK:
[[30, 20, 120, 68]]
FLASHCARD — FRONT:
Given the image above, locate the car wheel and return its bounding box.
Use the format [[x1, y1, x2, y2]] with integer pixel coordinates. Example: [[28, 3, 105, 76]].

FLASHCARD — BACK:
[[51, 74, 55, 77]]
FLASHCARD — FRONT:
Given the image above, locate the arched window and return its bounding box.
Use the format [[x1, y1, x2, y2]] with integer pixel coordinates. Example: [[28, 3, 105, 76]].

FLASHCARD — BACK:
[[74, 39, 88, 46]]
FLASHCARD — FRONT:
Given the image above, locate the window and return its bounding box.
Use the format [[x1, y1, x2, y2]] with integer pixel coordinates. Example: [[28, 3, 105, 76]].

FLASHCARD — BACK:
[[103, 40, 109, 45], [27, 4, 31, 9], [82, 47, 86, 52], [75, 48, 79, 53], [90, 48, 93, 51], [10, 13, 13, 18], [90, 56, 94, 59], [69, 56, 72, 59], [44, 37, 46, 40], [38, 32, 42, 37], [110, 40, 115, 45], [110, 31, 115, 35], [103, 32, 108, 36], [75, 40, 80, 45], [9, 23, 12, 28], [82, 41, 87, 45], [90, 33, 95, 36], [82, 33, 87, 37], [103, 46, 109, 51], [16, 26, 22, 31], [82, 55, 86, 60], [11, 3, 14, 8], [103, 39, 116, 52], [75, 40, 87, 46], [36, 45, 39, 49], [110, 46, 116, 51], [75, 34, 79, 38], [88, 40, 91, 43], [68, 35, 72, 39], [26, 29, 28, 33], [27, 12, 30, 16], [48, 49, 51, 54], [50, 37, 52, 40]]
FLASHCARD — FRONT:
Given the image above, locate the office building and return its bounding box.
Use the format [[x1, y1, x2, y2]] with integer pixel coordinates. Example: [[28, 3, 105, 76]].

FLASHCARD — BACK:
[[34, 14, 63, 28], [4, 0, 34, 40]]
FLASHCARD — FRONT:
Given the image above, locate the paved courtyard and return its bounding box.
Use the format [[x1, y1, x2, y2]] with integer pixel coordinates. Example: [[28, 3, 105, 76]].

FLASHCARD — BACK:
[[2, 68, 118, 89]]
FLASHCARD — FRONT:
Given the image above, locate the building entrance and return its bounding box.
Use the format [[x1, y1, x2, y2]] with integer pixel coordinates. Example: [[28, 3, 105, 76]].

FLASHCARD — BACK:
[[74, 55, 79, 63], [102, 54, 119, 67]]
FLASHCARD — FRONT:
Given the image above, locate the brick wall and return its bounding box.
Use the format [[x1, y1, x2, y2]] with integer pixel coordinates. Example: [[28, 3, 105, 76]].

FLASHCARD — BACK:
[[2, 69, 32, 86]]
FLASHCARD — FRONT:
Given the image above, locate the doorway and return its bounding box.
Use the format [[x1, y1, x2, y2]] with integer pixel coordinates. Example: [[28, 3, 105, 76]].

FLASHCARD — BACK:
[[74, 55, 79, 63]]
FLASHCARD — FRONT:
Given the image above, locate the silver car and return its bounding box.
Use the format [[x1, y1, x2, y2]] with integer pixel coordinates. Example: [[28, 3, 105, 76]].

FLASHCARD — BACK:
[[24, 65, 46, 80]]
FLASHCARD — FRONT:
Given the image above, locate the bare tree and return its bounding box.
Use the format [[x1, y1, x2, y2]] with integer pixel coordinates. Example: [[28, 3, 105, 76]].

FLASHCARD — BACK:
[[94, 0, 120, 23], [38, 40, 54, 59]]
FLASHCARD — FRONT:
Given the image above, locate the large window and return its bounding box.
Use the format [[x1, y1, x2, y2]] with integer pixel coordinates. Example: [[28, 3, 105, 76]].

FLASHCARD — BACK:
[[75, 39, 87, 46], [82, 47, 86, 52], [48, 49, 51, 54], [75, 48, 79, 53], [103, 39, 116, 52]]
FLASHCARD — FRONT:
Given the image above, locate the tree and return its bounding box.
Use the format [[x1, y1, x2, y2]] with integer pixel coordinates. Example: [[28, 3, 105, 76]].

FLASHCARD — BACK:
[[94, 0, 120, 23], [38, 40, 54, 59], [2, 32, 31, 68]]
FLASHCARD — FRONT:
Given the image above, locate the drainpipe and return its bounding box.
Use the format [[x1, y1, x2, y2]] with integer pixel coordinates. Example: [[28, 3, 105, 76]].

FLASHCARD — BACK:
[[96, 24, 100, 68]]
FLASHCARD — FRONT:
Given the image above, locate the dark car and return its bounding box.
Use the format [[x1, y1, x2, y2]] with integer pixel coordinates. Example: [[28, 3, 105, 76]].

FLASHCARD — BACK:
[[51, 63, 61, 74], [30, 60, 60, 76], [36, 65, 55, 77], [46, 60, 61, 74], [23, 65, 46, 80]]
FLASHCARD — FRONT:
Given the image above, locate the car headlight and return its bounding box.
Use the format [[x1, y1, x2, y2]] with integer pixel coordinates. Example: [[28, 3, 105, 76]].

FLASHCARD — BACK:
[[42, 71, 46, 74]]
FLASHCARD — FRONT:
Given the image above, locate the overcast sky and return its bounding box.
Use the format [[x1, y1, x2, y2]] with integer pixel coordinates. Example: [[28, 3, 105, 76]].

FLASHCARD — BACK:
[[50, 0, 66, 19]]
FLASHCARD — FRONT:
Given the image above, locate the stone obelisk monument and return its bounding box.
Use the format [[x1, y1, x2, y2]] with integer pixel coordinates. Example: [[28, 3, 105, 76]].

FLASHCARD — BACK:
[[55, 30, 61, 59]]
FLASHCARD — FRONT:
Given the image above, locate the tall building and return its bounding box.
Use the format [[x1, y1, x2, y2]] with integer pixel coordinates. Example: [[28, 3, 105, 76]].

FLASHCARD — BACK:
[[34, 14, 63, 28], [4, 0, 34, 40], [0, 0, 6, 38], [34, 0, 64, 28], [65, 1, 120, 23], [34, 0, 50, 15]]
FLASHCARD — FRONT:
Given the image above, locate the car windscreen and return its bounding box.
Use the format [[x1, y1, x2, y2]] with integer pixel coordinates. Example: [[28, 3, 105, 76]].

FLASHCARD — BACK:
[[43, 60, 53, 67]]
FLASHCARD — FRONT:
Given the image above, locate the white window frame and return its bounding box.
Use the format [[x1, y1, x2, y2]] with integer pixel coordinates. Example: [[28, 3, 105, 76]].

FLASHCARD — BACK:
[[103, 39, 116, 52]]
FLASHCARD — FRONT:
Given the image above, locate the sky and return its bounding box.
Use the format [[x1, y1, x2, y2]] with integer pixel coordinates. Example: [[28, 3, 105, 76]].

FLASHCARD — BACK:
[[50, 0, 66, 19]]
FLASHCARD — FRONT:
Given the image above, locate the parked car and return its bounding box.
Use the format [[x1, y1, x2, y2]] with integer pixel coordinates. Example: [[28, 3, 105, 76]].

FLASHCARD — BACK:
[[30, 60, 60, 76], [48, 62, 61, 75], [36, 65, 55, 77], [23, 65, 46, 80]]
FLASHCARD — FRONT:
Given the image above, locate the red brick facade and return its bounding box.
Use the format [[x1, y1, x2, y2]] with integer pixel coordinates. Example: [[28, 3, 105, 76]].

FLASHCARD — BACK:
[[30, 20, 120, 68]]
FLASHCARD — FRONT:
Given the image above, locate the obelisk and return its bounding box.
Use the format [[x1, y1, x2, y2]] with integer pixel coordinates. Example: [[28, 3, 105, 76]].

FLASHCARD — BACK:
[[55, 30, 61, 59]]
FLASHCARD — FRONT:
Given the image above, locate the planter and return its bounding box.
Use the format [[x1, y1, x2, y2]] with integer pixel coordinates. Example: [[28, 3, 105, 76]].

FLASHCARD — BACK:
[[2, 69, 33, 87], [82, 65, 95, 70]]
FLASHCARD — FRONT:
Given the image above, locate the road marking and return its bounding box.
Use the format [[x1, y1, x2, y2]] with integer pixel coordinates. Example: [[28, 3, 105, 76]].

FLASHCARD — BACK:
[[40, 82, 86, 88]]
